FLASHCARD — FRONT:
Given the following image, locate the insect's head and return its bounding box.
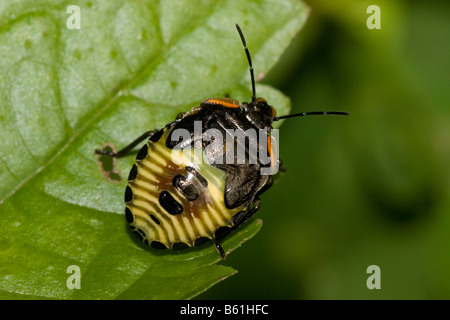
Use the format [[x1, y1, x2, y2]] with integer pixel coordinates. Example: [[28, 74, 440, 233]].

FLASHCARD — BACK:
[[235, 24, 275, 129], [242, 97, 276, 129]]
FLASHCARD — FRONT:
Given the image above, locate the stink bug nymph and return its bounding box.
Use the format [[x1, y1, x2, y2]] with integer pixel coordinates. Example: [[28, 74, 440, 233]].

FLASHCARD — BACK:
[[95, 24, 348, 258]]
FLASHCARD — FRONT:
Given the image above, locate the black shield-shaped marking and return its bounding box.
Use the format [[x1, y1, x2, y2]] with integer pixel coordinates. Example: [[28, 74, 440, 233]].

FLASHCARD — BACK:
[[217, 164, 261, 209]]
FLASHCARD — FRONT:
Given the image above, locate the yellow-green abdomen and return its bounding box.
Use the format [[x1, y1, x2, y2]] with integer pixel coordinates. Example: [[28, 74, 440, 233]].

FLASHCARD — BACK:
[[124, 128, 245, 249]]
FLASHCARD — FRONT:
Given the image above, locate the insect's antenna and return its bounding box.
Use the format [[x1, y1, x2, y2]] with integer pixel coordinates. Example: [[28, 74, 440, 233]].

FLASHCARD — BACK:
[[273, 111, 349, 121], [236, 24, 256, 103]]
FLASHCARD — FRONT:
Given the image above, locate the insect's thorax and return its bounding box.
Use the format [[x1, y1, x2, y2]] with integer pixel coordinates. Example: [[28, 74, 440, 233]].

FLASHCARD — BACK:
[[166, 103, 274, 208], [167, 103, 271, 151]]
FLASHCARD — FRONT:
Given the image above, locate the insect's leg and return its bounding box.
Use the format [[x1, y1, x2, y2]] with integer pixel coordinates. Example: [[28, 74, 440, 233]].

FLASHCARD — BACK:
[[95, 118, 181, 158], [214, 198, 261, 259], [232, 198, 261, 229], [95, 130, 156, 158], [214, 240, 226, 259]]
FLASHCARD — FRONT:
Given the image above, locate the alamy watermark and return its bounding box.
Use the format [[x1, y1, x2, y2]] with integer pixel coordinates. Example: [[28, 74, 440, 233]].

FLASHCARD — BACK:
[[367, 5, 381, 29], [366, 265, 381, 290], [66, 5, 81, 30], [66, 265, 81, 289], [65, 4, 381, 31]]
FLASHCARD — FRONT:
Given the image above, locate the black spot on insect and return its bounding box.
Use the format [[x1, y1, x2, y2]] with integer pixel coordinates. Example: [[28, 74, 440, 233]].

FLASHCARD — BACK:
[[150, 129, 164, 143], [128, 164, 138, 181], [96, 144, 122, 183], [185, 166, 208, 188], [136, 143, 148, 160], [172, 175, 200, 201], [214, 226, 231, 242], [125, 207, 134, 223], [159, 191, 183, 215], [133, 228, 145, 242], [194, 237, 210, 247], [125, 186, 133, 203], [150, 214, 161, 225], [151, 241, 166, 250], [172, 242, 189, 250]]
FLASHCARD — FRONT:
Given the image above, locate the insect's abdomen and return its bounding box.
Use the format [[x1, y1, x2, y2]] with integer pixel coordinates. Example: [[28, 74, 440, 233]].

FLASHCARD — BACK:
[[125, 128, 245, 249]]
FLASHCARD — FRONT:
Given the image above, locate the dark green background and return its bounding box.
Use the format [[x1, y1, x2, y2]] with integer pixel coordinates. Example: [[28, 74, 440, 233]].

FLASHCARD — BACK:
[[199, 0, 450, 299]]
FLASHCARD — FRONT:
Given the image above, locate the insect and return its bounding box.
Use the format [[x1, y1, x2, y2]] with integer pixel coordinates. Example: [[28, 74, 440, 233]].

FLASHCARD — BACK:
[[96, 24, 348, 258]]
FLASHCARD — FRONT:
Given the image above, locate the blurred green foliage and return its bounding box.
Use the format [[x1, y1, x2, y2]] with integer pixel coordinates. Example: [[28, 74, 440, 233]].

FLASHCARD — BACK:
[[199, 0, 450, 299]]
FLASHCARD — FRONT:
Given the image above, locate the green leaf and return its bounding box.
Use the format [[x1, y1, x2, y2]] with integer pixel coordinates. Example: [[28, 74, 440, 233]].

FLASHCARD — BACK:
[[0, 0, 308, 299]]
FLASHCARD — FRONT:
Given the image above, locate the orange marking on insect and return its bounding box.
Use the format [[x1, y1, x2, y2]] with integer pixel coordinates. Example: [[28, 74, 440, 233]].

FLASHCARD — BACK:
[[266, 135, 276, 169], [204, 98, 240, 109]]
